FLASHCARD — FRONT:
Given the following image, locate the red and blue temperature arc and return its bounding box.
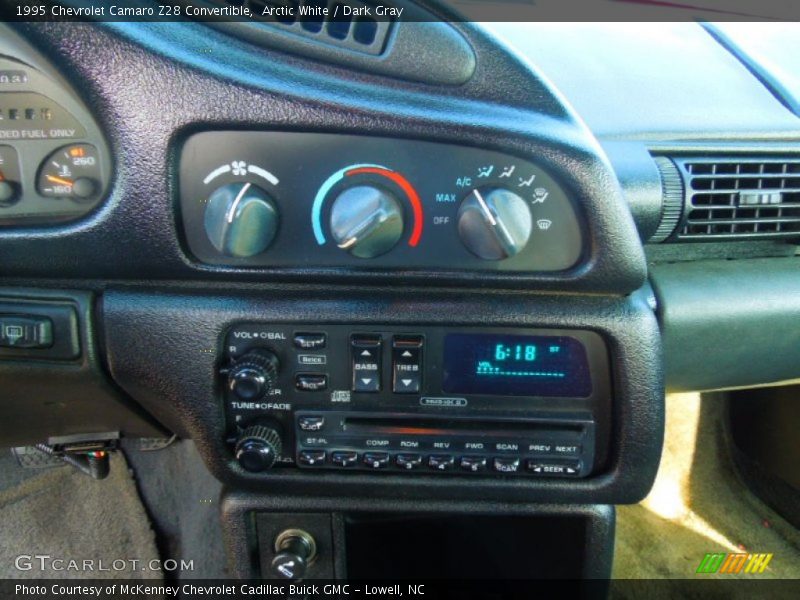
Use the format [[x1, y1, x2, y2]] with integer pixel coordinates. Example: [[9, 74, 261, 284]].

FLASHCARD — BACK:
[[312, 163, 423, 247]]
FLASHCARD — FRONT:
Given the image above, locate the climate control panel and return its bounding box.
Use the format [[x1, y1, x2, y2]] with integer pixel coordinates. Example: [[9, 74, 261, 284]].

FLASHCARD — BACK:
[[221, 324, 611, 478], [179, 132, 584, 272]]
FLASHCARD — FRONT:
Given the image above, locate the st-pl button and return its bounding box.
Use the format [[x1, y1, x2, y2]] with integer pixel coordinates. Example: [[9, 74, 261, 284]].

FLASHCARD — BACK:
[[352, 335, 382, 392], [298, 450, 326, 466], [392, 335, 423, 393]]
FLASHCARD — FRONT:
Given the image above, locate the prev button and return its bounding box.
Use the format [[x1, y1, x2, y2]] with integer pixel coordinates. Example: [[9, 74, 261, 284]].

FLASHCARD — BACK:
[[527, 460, 581, 477]]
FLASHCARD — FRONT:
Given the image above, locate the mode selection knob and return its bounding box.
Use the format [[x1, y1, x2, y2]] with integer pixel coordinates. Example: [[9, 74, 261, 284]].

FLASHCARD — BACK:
[[457, 187, 533, 260], [235, 424, 283, 472], [228, 349, 280, 401], [204, 182, 279, 257], [329, 185, 404, 258]]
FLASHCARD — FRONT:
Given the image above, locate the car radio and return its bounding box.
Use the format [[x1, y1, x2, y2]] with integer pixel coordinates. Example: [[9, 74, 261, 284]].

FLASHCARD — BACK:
[[221, 324, 610, 478]]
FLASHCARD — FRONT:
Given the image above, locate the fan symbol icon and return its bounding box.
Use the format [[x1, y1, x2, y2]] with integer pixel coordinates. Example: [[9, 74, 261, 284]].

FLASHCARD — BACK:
[[231, 161, 247, 176]]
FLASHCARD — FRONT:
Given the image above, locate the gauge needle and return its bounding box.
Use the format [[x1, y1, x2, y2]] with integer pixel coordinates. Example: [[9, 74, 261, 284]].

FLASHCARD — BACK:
[[46, 175, 74, 187]]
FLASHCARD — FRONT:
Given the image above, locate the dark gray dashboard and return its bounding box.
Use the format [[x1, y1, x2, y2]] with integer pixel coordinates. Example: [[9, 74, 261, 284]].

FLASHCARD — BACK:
[[0, 14, 797, 509]]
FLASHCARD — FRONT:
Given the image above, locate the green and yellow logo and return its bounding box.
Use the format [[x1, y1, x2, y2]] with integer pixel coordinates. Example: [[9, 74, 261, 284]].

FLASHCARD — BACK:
[[696, 553, 773, 574]]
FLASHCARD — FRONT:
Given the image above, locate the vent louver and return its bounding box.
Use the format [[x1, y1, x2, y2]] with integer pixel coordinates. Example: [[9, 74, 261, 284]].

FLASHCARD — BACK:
[[665, 157, 800, 240]]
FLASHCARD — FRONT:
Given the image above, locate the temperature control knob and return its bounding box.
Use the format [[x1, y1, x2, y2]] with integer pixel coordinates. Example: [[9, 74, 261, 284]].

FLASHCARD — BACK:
[[457, 187, 533, 260], [204, 182, 279, 257], [235, 424, 282, 472], [228, 349, 279, 401], [329, 185, 404, 258]]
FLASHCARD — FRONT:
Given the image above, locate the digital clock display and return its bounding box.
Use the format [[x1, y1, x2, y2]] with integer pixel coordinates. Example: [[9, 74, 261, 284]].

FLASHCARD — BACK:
[[442, 333, 592, 397]]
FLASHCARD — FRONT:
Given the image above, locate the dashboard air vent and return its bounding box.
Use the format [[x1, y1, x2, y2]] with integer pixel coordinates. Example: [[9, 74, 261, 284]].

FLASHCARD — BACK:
[[211, 0, 392, 55], [659, 156, 800, 241]]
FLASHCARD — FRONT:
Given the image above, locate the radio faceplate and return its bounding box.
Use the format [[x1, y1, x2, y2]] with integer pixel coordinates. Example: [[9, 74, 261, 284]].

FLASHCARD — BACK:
[[222, 324, 611, 478]]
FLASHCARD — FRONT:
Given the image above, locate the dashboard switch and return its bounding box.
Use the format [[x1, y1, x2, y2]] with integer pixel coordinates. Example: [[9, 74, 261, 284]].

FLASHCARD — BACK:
[[293, 332, 326, 350], [392, 336, 423, 393], [352, 335, 382, 392], [493, 457, 521, 473], [527, 460, 581, 477], [298, 416, 325, 431], [298, 449, 326, 466], [460, 456, 488, 472], [396, 453, 423, 470], [331, 451, 358, 467], [295, 374, 328, 392], [0, 315, 53, 349], [363, 451, 390, 468], [428, 454, 455, 471]]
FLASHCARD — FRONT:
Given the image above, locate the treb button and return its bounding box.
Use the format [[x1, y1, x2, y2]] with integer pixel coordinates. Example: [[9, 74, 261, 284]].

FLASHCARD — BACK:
[[392, 335, 423, 393], [352, 335, 382, 392]]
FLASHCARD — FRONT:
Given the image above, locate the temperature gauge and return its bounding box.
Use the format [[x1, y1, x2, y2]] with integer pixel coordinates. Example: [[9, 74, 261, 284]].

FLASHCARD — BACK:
[[37, 143, 102, 200]]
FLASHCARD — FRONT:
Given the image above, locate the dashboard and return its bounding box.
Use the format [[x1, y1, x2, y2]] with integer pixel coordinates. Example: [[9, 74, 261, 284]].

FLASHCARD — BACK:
[[0, 5, 798, 582]]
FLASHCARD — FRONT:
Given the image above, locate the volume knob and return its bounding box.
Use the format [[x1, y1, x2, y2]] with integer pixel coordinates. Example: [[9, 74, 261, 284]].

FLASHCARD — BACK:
[[235, 424, 282, 472], [228, 350, 279, 401]]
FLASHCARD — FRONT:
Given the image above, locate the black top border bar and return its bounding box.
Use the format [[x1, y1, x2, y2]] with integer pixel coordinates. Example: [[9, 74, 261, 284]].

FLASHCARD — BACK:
[[2, 0, 800, 23]]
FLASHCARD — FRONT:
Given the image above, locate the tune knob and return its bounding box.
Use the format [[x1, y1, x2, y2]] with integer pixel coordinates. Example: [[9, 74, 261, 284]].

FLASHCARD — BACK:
[[329, 185, 404, 258], [235, 424, 282, 472], [204, 182, 279, 257], [228, 349, 279, 401], [457, 187, 533, 260]]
